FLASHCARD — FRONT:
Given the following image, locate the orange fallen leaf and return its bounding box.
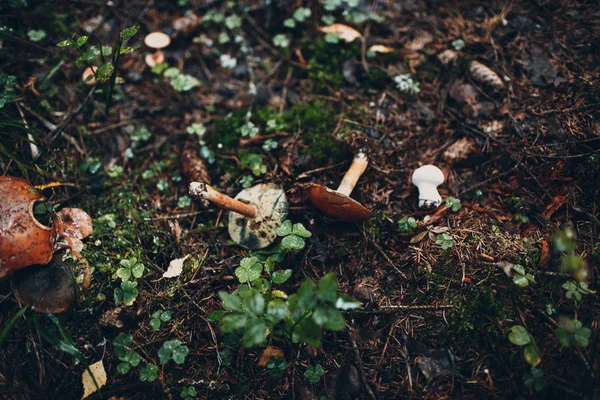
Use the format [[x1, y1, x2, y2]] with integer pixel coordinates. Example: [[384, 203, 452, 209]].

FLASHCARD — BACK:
[[257, 346, 284, 367], [318, 24, 362, 42]]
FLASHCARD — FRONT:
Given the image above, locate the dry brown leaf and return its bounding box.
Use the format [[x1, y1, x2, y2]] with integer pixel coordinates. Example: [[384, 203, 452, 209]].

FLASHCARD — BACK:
[[410, 230, 429, 244], [368, 44, 395, 54], [318, 24, 362, 42], [163, 254, 190, 278], [438, 49, 459, 66], [82, 361, 107, 399], [257, 346, 284, 367]]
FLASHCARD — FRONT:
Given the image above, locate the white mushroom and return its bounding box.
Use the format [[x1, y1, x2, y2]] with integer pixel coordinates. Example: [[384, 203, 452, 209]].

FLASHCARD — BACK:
[[411, 165, 445, 208], [144, 32, 170, 67]]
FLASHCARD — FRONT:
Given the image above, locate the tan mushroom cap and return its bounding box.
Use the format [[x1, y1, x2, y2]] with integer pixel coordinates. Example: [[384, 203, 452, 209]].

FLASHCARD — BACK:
[[307, 183, 372, 222], [11, 251, 89, 313], [82, 66, 97, 85], [144, 32, 171, 49], [0, 176, 53, 278], [228, 183, 288, 249]]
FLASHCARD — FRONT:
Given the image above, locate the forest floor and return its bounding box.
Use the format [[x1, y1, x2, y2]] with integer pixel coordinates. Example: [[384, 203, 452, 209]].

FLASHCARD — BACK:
[[0, 0, 599, 399]]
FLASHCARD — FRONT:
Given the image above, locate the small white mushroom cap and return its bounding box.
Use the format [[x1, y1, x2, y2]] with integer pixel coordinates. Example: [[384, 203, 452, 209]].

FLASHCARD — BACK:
[[411, 165, 445, 208], [144, 32, 171, 49]]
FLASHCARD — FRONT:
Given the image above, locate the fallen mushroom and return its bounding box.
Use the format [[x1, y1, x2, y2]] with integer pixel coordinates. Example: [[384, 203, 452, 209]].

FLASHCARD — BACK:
[[411, 165, 445, 208], [144, 31, 170, 67], [307, 151, 372, 222], [189, 182, 288, 249]]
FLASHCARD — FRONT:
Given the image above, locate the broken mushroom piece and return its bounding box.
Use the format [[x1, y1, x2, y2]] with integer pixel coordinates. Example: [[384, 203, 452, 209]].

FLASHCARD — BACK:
[[411, 165, 445, 208], [189, 182, 288, 250], [11, 251, 90, 313], [82, 66, 97, 85], [144, 32, 170, 67], [307, 151, 373, 222], [0, 176, 54, 278]]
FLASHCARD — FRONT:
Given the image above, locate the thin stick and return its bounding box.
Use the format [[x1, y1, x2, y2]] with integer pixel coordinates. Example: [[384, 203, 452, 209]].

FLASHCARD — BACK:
[[189, 182, 257, 218]]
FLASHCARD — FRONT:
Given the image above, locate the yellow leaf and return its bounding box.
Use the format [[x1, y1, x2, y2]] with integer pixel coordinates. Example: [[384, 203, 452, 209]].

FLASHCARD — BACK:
[[257, 346, 284, 367], [82, 361, 107, 399], [318, 24, 362, 42], [368, 44, 395, 53]]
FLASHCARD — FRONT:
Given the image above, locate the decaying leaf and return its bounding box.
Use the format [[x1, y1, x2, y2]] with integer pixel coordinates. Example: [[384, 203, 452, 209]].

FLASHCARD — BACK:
[[438, 49, 459, 66], [257, 345, 284, 367], [368, 44, 395, 53], [318, 24, 362, 43], [404, 30, 433, 52], [410, 230, 429, 244], [469, 61, 504, 89], [81, 360, 107, 399], [163, 254, 190, 278]]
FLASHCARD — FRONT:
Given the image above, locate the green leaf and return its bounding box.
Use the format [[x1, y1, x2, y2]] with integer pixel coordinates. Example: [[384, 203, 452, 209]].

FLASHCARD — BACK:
[[235, 257, 263, 283], [160, 311, 172, 322], [266, 300, 289, 322], [281, 235, 305, 251], [335, 295, 362, 310], [219, 291, 242, 312], [523, 344, 541, 367], [57, 40, 72, 47], [119, 26, 139, 41], [76, 36, 89, 47], [129, 352, 141, 367], [172, 345, 189, 364], [117, 362, 131, 374], [96, 62, 114, 83], [121, 281, 138, 306], [555, 327, 571, 347], [206, 310, 225, 322], [508, 326, 531, 346], [272, 269, 292, 284], [573, 327, 591, 347], [150, 318, 161, 330], [139, 364, 158, 382], [512, 264, 526, 275], [119, 46, 135, 55], [131, 262, 145, 279], [293, 318, 321, 347], [292, 223, 312, 238], [243, 291, 265, 316], [116, 267, 131, 281], [513, 274, 529, 287], [275, 220, 293, 236], [317, 273, 338, 303], [312, 306, 345, 330], [242, 319, 267, 348], [297, 279, 317, 310], [220, 313, 247, 333]]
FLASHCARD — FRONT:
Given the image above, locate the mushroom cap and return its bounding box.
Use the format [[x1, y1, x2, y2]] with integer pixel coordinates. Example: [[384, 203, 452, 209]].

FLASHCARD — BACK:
[[144, 32, 171, 49], [307, 183, 372, 222], [411, 165, 445, 185], [0, 176, 53, 278], [10, 251, 84, 313], [228, 183, 288, 249], [53, 208, 93, 252], [82, 66, 97, 85], [144, 51, 165, 67]]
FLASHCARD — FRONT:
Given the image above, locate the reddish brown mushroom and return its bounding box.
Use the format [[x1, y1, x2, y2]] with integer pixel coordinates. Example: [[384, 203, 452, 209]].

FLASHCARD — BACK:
[[307, 151, 373, 222]]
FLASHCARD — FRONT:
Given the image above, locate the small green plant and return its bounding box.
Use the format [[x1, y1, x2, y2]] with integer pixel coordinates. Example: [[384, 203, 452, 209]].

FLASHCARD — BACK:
[[57, 26, 139, 113], [180, 386, 197, 400], [266, 356, 287, 377], [394, 74, 420, 95], [514, 213, 530, 223], [444, 197, 462, 212], [562, 280, 591, 303], [186, 123, 206, 136], [552, 227, 589, 281], [304, 364, 325, 384], [397, 216, 417, 232], [158, 339, 189, 365], [555, 318, 591, 348], [240, 153, 266, 176], [240, 121, 259, 137], [273, 34, 290, 48], [275, 220, 312, 251], [512, 264, 535, 288], [508, 325, 541, 367], [150, 310, 172, 330], [178, 195, 192, 208], [451, 38, 465, 51], [523, 367, 546, 392], [435, 233, 454, 250], [139, 363, 159, 382], [0, 73, 17, 109], [116, 257, 145, 281], [113, 333, 141, 374], [262, 139, 278, 152], [152, 64, 200, 92]]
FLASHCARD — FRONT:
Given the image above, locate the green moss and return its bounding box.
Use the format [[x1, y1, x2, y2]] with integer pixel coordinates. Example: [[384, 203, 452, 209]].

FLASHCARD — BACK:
[[211, 110, 247, 151], [304, 38, 361, 93]]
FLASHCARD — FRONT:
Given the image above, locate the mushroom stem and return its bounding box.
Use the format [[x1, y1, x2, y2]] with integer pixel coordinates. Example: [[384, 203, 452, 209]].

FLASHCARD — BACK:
[[189, 182, 258, 218], [336, 151, 369, 196]]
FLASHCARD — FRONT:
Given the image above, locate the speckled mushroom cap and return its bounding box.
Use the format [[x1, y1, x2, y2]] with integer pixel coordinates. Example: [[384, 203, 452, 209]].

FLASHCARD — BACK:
[[0, 176, 53, 278], [307, 183, 372, 222], [228, 183, 288, 249]]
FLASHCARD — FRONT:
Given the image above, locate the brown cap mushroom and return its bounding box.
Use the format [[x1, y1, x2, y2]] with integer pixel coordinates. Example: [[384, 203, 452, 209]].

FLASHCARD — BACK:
[[144, 32, 170, 67], [11, 251, 90, 313], [0, 176, 54, 278], [189, 182, 288, 249], [307, 151, 372, 222]]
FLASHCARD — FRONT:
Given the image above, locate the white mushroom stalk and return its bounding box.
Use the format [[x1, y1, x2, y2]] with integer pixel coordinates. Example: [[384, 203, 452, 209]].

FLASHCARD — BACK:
[[336, 150, 368, 197], [411, 165, 445, 208]]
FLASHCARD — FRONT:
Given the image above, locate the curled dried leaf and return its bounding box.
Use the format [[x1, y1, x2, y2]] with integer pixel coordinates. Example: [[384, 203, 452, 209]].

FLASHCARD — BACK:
[[318, 24, 362, 43], [368, 44, 395, 54]]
